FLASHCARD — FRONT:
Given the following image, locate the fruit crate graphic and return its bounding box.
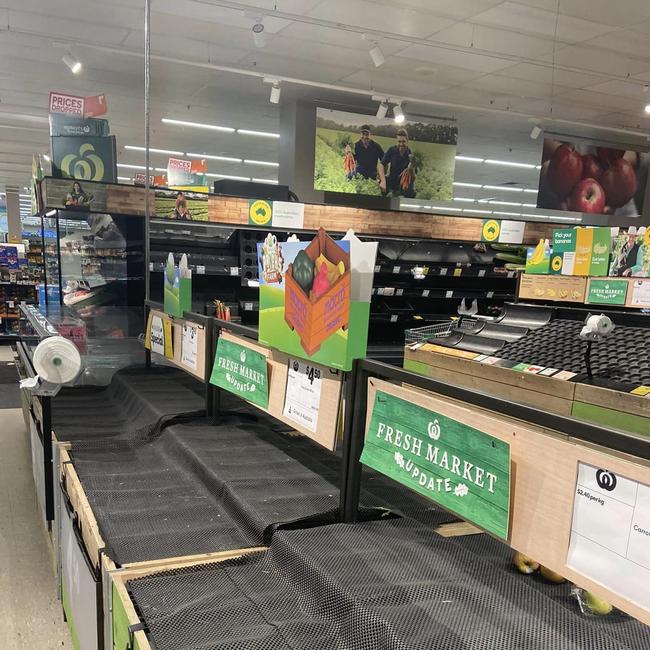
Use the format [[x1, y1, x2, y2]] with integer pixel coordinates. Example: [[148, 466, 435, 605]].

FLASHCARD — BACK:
[[285, 228, 350, 356]]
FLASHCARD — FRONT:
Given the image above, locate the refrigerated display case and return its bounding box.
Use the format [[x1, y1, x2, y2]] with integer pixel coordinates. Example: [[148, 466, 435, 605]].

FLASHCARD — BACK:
[[41, 209, 145, 311]]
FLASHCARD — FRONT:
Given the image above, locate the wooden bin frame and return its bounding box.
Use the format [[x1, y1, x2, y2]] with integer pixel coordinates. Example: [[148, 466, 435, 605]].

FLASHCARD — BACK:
[[342, 358, 650, 627], [109, 548, 265, 650]]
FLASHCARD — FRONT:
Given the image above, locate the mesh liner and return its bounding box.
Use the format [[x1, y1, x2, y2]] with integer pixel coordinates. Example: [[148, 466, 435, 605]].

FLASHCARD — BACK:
[[70, 416, 342, 564], [128, 518, 650, 650], [51, 365, 205, 442], [496, 319, 650, 385]]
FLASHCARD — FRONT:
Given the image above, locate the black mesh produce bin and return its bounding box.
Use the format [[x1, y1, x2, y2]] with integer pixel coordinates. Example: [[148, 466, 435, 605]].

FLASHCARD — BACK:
[[127, 518, 650, 650]]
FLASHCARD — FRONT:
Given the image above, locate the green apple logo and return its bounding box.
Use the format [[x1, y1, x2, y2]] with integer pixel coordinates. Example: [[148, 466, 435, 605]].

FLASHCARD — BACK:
[[60, 143, 105, 180]]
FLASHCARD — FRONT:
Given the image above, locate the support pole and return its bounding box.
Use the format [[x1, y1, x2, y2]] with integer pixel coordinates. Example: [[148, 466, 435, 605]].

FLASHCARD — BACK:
[[143, 0, 152, 303]]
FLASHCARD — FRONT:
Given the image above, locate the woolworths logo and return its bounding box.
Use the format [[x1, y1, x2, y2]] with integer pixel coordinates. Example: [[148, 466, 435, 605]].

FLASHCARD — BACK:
[[360, 390, 511, 539], [60, 143, 105, 180]]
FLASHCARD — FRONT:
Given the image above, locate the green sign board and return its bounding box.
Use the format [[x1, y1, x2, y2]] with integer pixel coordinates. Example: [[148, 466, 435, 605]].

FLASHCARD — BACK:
[[360, 390, 511, 539], [210, 338, 269, 408], [586, 279, 628, 306], [553, 229, 576, 254], [589, 227, 612, 277]]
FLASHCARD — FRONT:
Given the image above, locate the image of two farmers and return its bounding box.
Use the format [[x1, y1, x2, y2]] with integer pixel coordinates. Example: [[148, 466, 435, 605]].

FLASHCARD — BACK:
[[344, 125, 415, 197]]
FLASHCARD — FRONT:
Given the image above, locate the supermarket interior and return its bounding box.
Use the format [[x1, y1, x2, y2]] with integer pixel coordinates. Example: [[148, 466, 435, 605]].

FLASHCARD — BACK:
[[0, 1, 649, 648]]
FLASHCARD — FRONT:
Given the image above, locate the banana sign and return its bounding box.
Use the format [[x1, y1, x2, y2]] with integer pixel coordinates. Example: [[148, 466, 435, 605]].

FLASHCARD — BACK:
[[51, 135, 117, 183]]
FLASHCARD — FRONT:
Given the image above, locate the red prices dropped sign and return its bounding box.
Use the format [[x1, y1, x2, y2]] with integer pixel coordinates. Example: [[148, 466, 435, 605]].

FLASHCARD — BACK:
[[49, 92, 84, 116]]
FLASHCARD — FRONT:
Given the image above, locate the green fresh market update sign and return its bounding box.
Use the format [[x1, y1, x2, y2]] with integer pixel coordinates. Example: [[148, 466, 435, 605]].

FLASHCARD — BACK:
[[360, 390, 511, 539], [210, 338, 269, 408], [586, 279, 628, 306]]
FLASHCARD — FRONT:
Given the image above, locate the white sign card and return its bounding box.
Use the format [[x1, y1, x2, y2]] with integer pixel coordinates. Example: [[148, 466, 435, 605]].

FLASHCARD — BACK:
[[272, 201, 305, 229], [283, 358, 323, 432], [631, 280, 650, 308], [150, 316, 165, 356], [181, 323, 198, 371], [498, 220, 526, 244], [567, 462, 650, 611]]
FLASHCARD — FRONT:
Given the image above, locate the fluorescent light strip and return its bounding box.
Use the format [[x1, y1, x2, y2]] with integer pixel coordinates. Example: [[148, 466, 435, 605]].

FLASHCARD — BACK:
[[237, 129, 280, 138], [244, 159, 280, 167], [482, 185, 523, 193], [206, 173, 251, 181], [489, 201, 522, 206], [485, 159, 537, 169], [117, 163, 147, 170], [431, 206, 462, 212], [464, 209, 492, 214], [400, 203, 421, 209], [523, 189, 538, 194], [453, 182, 482, 188], [187, 153, 242, 163], [493, 211, 522, 217], [523, 203, 537, 208], [117, 176, 132, 182], [453, 197, 476, 203], [19, 194, 30, 198], [455, 155, 484, 163], [252, 178, 279, 184], [162, 118, 235, 133], [125, 145, 185, 156]]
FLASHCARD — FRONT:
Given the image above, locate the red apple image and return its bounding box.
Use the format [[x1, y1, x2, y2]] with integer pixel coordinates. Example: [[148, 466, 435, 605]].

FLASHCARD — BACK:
[[596, 147, 624, 166], [582, 154, 603, 180], [547, 144, 583, 198], [568, 178, 606, 213], [600, 158, 637, 208]]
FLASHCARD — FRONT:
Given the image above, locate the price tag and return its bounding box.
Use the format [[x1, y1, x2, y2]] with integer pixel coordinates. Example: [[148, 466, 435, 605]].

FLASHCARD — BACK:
[[384, 287, 395, 297], [149, 262, 154, 271], [396, 289, 404, 296], [283, 358, 322, 433], [377, 288, 385, 296], [445, 290, 454, 298], [487, 291, 494, 298], [244, 302, 254, 311], [440, 267, 448, 276], [181, 324, 198, 371], [230, 267, 240, 276], [453, 268, 462, 277], [8, 301, 14, 308], [422, 289, 430, 298], [374, 265, 381, 273], [390, 314, 398, 323], [392, 265, 401, 274], [478, 269, 486, 278], [507, 271, 515, 279], [196, 265, 206, 275]]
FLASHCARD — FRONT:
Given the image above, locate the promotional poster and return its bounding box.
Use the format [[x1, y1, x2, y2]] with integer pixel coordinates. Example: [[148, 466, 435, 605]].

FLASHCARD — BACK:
[[164, 253, 192, 318], [257, 228, 376, 371], [538, 139, 648, 217], [314, 107, 457, 200], [154, 188, 208, 221], [167, 157, 208, 193]]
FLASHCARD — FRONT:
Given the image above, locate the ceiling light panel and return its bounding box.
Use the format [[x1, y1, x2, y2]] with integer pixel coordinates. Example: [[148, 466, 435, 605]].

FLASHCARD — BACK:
[[162, 118, 235, 132]]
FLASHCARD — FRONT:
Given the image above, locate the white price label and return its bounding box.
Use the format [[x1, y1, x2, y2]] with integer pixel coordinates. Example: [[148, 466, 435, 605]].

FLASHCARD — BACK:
[[149, 262, 154, 271], [392, 265, 401, 274], [230, 267, 240, 276], [390, 314, 398, 323], [422, 289, 430, 298], [181, 323, 198, 371], [507, 271, 515, 279], [244, 302, 254, 311], [283, 359, 322, 433], [567, 463, 650, 610], [196, 265, 205, 275], [396, 289, 404, 296], [478, 269, 486, 278], [445, 290, 454, 298], [8, 301, 14, 308], [377, 288, 385, 296], [374, 265, 381, 273], [487, 291, 494, 298], [440, 268, 448, 276]]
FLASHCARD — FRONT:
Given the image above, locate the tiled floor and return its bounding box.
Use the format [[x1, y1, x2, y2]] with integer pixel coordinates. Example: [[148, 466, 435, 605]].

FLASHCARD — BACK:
[[0, 346, 72, 649]]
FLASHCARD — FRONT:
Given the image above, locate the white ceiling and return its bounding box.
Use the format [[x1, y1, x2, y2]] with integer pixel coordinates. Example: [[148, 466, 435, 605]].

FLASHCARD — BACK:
[[2, 0, 650, 217]]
